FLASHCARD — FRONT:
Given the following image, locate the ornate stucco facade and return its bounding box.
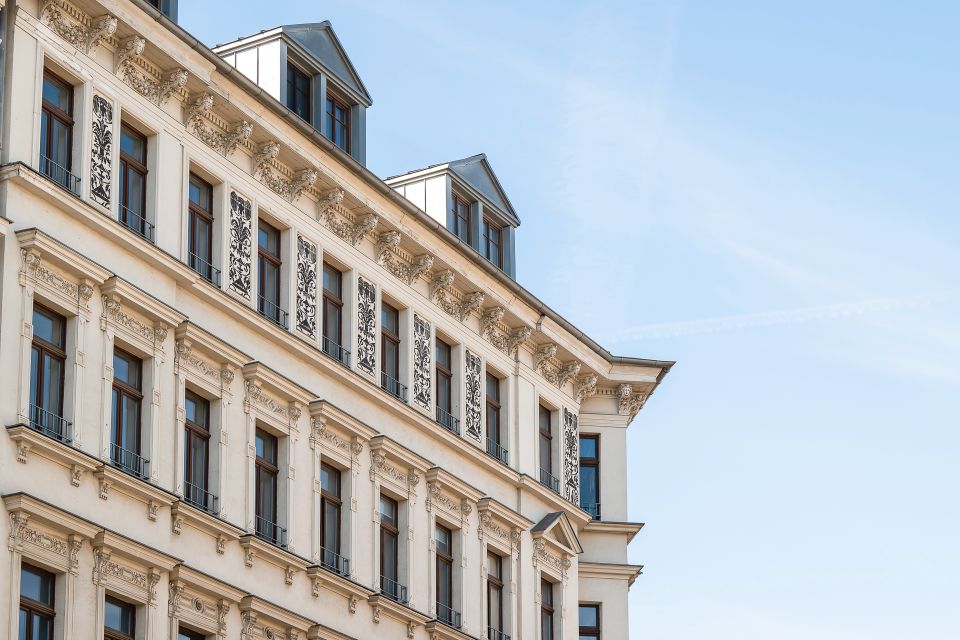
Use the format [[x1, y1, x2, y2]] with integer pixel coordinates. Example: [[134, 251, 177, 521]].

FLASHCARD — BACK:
[[0, 2, 672, 640]]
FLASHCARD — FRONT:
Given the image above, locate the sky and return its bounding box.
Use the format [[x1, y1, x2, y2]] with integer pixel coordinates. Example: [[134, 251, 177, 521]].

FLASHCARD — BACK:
[[184, 2, 960, 638]]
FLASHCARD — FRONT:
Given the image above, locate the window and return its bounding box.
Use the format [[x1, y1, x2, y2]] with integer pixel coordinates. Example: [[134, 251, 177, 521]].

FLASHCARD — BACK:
[[111, 349, 146, 478], [486, 552, 506, 640], [19, 563, 55, 640], [435, 524, 460, 628], [257, 221, 286, 328], [320, 463, 348, 576], [482, 218, 503, 269], [452, 195, 472, 244], [29, 305, 69, 442], [579, 435, 600, 520], [178, 627, 206, 640], [380, 303, 405, 401], [188, 174, 218, 285], [540, 578, 555, 640], [485, 373, 507, 464], [286, 63, 311, 122], [538, 405, 558, 493], [322, 263, 348, 365], [104, 596, 136, 640], [119, 125, 152, 241], [184, 391, 214, 513], [255, 429, 284, 545], [579, 604, 600, 639], [379, 495, 405, 602], [435, 338, 458, 433], [39, 71, 76, 192], [325, 93, 350, 152]]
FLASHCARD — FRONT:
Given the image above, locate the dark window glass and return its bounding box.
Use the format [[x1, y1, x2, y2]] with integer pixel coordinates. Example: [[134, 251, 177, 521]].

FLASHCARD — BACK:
[[379, 495, 400, 588], [325, 94, 350, 152], [286, 63, 311, 122], [178, 628, 206, 640], [30, 306, 67, 438], [483, 218, 503, 269], [119, 126, 148, 238], [487, 552, 504, 635], [486, 373, 501, 445], [579, 435, 600, 520], [104, 596, 135, 639], [579, 604, 601, 639], [541, 578, 555, 640], [381, 303, 401, 393], [255, 428, 279, 540], [19, 563, 55, 640], [452, 195, 472, 243], [257, 221, 283, 325], [183, 391, 211, 510], [39, 71, 74, 190], [188, 174, 215, 282], [435, 338, 452, 416], [539, 405, 552, 474], [322, 263, 344, 357], [435, 524, 453, 613], [320, 463, 342, 566], [111, 349, 144, 476]]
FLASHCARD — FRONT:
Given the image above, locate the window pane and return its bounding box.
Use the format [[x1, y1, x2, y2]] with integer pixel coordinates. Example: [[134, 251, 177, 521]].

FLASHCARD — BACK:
[[188, 434, 207, 488], [189, 176, 211, 211], [580, 436, 597, 459], [322, 263, 341, 296], [258, 222, 280, 256], [321, 464, 340, 495], [486, 551, 501, 578], [580, 467, 598, 503], [435, 525, 451, 554], [579, 605, 598, 627], [381, 304, 399, 334], [104, 598, 134, 633], [379, 495, 397, 524], [41, 355, 64, 415], [382, 531, 398, 580], [540, 435, 552, 472], [185, 393, 209, 429], [437, 560, 452, 605], [43, 75, 71, 112], [20, 565, 54, 605], [126, 170, 145, 215], [113, 351, 140, 388], [486, 373, 499, 399], [33, 308, 65, 347], [323, 501, 340, 550], [258, 471, 277, 519], [120, 129, 144, 161], [255, 430, 277, 463], [120, 394, 140, 451]]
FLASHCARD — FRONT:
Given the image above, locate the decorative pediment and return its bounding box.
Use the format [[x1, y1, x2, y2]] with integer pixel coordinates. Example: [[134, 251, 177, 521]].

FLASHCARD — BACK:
[[100, 277, 185, 357], [92, 531, 176, 606], [116, 36, 187, 106], [480, 306, 532, 357], [17, 229, 110, 315], [476, 498, 531, 557], [309, 402, 376, 462], [424, 468, 482, 531], [185, 92, 253, 157], [174, 323, 246, 398], [253, 142, 318, 203], [531, 512, 580, 580], [317, 189, 378, 246], [376, 231, 435, 285], [241, 363, 311, 432], [430, 270, 484, 322], [4, 494, 99, 576], [167, 568, 238, 639], [368, 437, 429, 502], [40, 0, 117, 53]]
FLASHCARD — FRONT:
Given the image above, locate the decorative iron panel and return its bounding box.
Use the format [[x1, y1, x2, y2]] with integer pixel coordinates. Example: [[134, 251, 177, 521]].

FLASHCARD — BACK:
[[413, 314, 431, 409], [464, 350, 482, 442], [90, 94, 113, 207], [563, 408, 580, 504], [296, 235, 317, 337], [356, 277, 377, 374], [228, 191, 252, 298]]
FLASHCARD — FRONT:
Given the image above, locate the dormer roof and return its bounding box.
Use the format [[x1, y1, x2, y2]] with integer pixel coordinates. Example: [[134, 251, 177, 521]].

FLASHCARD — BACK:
[[531, 511, 583, 555]]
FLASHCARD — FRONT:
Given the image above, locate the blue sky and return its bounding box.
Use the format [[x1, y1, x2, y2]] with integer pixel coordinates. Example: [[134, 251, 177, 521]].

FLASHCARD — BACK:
[[184, 2, 960, 637]]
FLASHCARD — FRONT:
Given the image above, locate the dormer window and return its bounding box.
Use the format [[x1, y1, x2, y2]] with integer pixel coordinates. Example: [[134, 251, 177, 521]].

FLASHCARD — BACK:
[[326, 93, 350, 152], [452, 194, 472, 244], [286, 63, 311, 123], [483, 217, 503, 269]]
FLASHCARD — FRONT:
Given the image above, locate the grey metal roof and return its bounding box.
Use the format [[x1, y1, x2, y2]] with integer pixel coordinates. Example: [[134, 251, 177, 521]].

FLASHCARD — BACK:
[[283, 22, 372, 107]]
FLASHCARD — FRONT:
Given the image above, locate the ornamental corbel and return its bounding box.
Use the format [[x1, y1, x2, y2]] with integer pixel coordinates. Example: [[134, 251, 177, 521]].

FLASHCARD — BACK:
[[480, 306, 506, 338], [185, 93, 252, 156], [556, 361, 581, 388], [617, 383, 646, 419], [7, 512, 29, 551], [504, 326, 532, 356], [534, 343, 558, 371], [253, 141, 318, 202], [575, 373, 599, 402], [41, 1, 117, 53], [377, 230, 436, 285], [376, 231, 401, 266], [117, 36, 187, 106]]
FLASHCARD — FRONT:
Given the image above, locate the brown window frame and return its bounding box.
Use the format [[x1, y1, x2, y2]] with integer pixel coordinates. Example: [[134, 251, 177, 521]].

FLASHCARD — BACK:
[[579, 603, 601, 639], [486, 372, 501, 445], [486, 551, 504, 634], [257, 220, 282, 320], [482, 217, 503, 269], [380, 302, 401, 382], [119, 124, 148, 216], [435, 524, 454, 613], [540, 577, 555, 640], [187, 173, 214, 275], [111, 348, 143, 464], [19, 563, 56, 640], [30, 304, 67, 423], [539, 405, 553, 475], [452, 194, 472, 244], [579, 434, 601, 519], [40, 70, 74, 174], [103, 595, 136, 640], [183, 389, 210, 501], [286, 62, 312, 123], [320, 462, 342, 558], [435, 338, 453, 415], [379, 495, 400, 586], [322, 262, 344, 350], [325, 92, 351, 152], [254, 428, 279, 531]]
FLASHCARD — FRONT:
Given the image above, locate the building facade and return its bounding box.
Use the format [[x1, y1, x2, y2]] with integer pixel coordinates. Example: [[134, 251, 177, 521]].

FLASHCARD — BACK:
[[0, 2, 672, 639]]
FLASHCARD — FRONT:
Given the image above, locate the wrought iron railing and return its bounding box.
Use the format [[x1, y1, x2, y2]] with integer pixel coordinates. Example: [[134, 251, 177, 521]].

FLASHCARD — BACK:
[[319, 547, 350, 577], [380, 371, 408, 403], [110, 442, 149, 479], [580, 501, 601, 521], [486, 438, 509, 466], [539, 467, 561, 494], [437, 602, 462, 629], [118, 204, 155, 242], [255, 516, 287, 547], [39, 155, 80, 194], [435, 406, 460, 435], [321, 335, 351, 367], [188, 252, 221, 287], [183, 481, 219, 514], [28, 404, 72, 443], [380, 575, 407, 603], [487, 627, 511, 640], [258, 296, 288, 329]]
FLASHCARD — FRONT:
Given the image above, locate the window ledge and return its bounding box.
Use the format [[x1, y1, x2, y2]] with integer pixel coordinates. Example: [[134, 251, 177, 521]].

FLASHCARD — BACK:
[[306, 565, 372, 604], [238, 533, 309, 581], [6, 424, 99, 483], [367, 593, 431, 634], [424, 620, 476, 640], [170, 500, 245, 554]]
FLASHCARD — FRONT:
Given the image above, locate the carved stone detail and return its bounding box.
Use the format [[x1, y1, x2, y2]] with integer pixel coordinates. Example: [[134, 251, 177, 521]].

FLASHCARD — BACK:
[[90, 94, 113, 207], [229, 191, 253, 298], [562, 408, 580, 504], [296, 236, 317, 338], [430, 270, 484, 322], [464, 350, 482, 442], [617, 383, 646, 420], [41, 1, 117, 53], [356, 277, 376, 374], [185, 93, 253, 156], [376, 231, 434, 285], [480, 306, 532, 356], [412, 315, 431, 409], [535, 342, 581, 388], [574, 373, 599, 402], [252, 142, 317, 202], [318, 189, 377, 246], [116, 37, 186, 106]]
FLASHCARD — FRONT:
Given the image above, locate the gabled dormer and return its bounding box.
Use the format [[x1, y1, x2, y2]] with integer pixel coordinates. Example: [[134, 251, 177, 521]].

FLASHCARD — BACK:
[[385, 154, 520, 278], [144, 0, 178, 22], [213, 22, 372, 165]]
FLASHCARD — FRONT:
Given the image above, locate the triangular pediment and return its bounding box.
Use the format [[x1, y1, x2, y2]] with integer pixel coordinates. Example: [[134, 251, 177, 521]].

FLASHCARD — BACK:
[[531, 512, 583, 555], [284, 22, 372, 106], [448, 154, 519, 226]]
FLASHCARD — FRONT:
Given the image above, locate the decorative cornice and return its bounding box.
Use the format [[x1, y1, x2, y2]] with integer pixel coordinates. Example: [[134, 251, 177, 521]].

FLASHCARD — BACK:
[[116, 36, 187, 106], [480, 306, 532, 357], [376, 231, 435, 285], [534, 342, 581, 389], [318, 189, 377, 246], [41, 0, 117, 53], [574, 373, 599, 402], [430, 270, 484, 322], [185, 93, 252, 157], [253, 142, 318, 203], [617, 383, 646, 420]]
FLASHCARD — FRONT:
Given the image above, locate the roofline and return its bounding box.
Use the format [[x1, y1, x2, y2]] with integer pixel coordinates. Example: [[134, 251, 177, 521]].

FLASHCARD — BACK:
[[132, 0, 674, 381]]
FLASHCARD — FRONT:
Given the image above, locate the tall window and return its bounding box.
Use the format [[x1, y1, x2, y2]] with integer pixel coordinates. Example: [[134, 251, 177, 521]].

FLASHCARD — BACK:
[[322, 263, 347, 364], [539, 405, 558, 492], [188, 174, 217, 284], [30, 305, 69, 441], [485, 373, 507, 464], [178, 627, 205, 640], [380, 303, 405, 401], [183, 391, 213, 513], [435, 524, 459, 628], [325, 93, 350, 152], [320, 463, 347, 575], [104, 596, 136, 640], [452, 195, 472, 244], [111, 349, 145, 478], [579, 604, 601, 639], [119, 125, 151, 241], [39, 71, 75, 191], [19, 564, 55, 640], [255, 429, 283, 545], [257, 221, 285, 327], [286, 63, 311, 122], [579, 435, 600, 520], [540, 578, 555, 640], [435, 338, 457, 433], [486, 552, 505, 640], [482, 217, 503, 269], [379, 495, 404, 602]]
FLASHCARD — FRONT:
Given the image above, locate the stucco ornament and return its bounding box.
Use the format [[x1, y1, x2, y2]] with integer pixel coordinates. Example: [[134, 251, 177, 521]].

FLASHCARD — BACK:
[[228, 191, 253, 298], [562, 408, 580, 504], [296, 236, 318, 338], [356, 277, 377, 374], [480, 306, 531, 356], [574, 373, 599, 402], [185, 92, 253, 156], [617, 383, 646, 420], [90, 95, 113, 207], [431, 270, 485, 322], [412, 315, 432, 409], [253, 141, 318, 202], [376, 230, 435, 285], [116, 36, 187, 105], [464, 350, 483, 441], [41, 1, 117, 53]]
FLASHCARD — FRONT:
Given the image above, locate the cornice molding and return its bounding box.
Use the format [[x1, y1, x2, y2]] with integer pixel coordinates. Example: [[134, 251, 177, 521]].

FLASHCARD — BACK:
[[376, 230, 434, 285], [40, 0, 117, 54], [430, 270, 484, 323], [116, 36, 187, 106], [253, 142, 318, 203], [185, 92, 253, 157], [479, 306, 532, 357]]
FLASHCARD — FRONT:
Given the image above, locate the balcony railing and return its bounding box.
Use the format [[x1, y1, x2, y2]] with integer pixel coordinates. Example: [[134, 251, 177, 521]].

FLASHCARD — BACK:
[[581, 501, 601, 521], [380, 575, 407, 603], [486, 438, 509, 466], [319, 547, 350, 577], [435, 406, 460, 435], [118, 204, 155, 243], [188, 252, 221, 287], [183, 481, 219, 515], [255, 515, 287, 547], [487, 627, 511, 640], [437, 602, 462, 629], [539, 467, 560, 494], [258, 295, 288, 329], [321, 335, 351, 367], [28, 404, 72, 443], [380, 371, 408, 403], [110, 443, 149, 479], [39, 155, 80, 195]]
